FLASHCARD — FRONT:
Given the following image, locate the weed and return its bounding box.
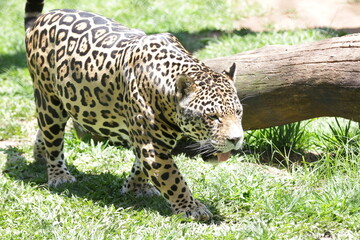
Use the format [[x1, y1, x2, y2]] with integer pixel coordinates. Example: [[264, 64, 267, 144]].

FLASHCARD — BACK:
[[318, 118, 360, 155], [243, 121, 313, 165]]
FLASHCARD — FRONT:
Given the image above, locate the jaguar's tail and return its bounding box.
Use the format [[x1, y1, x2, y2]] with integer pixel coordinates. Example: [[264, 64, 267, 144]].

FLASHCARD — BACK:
[[25, 0, 44, 30]]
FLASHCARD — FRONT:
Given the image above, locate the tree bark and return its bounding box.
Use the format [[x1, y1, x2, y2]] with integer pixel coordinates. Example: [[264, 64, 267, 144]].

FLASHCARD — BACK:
[[204, 33, 360, 130]]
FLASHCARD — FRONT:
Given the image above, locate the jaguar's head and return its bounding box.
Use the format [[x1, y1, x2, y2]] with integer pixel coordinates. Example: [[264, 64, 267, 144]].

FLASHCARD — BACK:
[[175, 63, 243, 162]]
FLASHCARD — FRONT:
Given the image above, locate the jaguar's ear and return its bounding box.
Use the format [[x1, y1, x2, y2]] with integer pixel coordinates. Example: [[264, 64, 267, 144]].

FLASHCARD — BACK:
[[175, 74, 196, 104], [222, 62, 237, 81]]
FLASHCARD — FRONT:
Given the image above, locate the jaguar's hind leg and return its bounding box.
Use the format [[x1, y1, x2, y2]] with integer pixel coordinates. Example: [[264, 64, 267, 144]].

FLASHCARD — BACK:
[[34, 90, 75, 186]]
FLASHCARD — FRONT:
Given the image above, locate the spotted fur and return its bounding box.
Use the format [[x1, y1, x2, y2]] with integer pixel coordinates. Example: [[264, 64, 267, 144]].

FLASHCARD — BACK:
[[25, 0, 244, 220]]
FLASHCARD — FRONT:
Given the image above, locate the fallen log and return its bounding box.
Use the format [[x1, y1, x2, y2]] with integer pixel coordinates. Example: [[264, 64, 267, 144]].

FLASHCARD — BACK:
[[204, 33, 360, 130]]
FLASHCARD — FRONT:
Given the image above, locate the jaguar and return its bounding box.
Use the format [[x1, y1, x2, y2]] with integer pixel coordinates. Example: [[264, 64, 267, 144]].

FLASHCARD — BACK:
[[25, 0, 244, 220]]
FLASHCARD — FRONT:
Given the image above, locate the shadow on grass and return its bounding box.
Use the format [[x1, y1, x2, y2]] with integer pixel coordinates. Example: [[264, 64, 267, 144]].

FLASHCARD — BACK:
[[0, 50, 27, 73], [170, 28, 256, 53], [1, 145, 224, 223], [170, 27, 343, 54], [0, 146, 173, 218]]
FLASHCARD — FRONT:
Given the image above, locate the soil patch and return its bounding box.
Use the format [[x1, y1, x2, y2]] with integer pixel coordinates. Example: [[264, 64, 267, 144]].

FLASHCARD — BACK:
[[237, 0, 360, 33]]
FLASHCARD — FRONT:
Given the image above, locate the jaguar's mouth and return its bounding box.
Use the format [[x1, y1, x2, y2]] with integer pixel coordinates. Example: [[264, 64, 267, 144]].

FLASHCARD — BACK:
[[201, 151, 231, 162], [182, 140, 233, 162], [217, 151, 231, 162]]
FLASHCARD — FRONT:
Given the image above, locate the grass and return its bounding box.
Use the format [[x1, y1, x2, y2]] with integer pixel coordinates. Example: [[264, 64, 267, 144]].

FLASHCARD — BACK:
[[243, 121, 312, 166], [195, 28, 343, 59], [1, 0, 360, 239]]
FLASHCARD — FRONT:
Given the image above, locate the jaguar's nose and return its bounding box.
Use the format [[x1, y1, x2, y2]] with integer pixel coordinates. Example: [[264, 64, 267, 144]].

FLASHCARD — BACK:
[[227, 136, 243, 149]]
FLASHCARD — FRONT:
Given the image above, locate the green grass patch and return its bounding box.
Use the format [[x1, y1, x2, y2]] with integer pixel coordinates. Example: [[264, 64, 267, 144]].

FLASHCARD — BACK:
[[43, 0, 240, 33], [195, 28, 342, 59], [0, 0, 359, 239], [0, 68, 34, 140]]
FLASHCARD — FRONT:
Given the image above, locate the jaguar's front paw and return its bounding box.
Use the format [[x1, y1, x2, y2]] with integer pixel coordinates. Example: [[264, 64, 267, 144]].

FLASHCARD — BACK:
[[48, 172, 76, 187], [173, 199, 213, 221]]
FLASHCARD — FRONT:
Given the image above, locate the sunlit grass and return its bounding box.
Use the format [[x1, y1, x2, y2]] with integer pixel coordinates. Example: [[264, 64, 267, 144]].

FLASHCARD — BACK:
[[195, 28, 342, 59]]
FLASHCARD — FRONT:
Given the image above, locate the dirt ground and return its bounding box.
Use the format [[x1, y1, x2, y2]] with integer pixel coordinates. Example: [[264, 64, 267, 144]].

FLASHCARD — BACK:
[[237, 0, 360, 33]]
